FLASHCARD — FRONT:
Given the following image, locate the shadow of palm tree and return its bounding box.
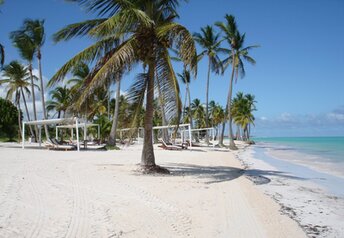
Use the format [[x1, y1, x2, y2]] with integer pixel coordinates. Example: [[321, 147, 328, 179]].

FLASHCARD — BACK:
[[244, 169, 306, 185], [164, 163, 244, 184]]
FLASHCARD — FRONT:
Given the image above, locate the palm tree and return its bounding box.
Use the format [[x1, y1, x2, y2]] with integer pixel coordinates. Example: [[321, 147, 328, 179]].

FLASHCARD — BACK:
[[178, 69, 193, 127], [231, 92, 256, 141], [193, 25, 222, 141], [49, 0, 196, 172], [10, 29, 39, 139], [21, 19, 49, 138], [108, 71, 122, 146], [0, 61, 37, 139], [216, 14, 258, 149], [46, 86, 71, 118], [190, 98, 205, 129]]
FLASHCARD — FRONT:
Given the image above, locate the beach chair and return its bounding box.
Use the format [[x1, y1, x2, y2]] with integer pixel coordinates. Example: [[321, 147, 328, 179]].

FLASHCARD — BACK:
[[159, 140, 183, 150], [47, 138, 76, 151]]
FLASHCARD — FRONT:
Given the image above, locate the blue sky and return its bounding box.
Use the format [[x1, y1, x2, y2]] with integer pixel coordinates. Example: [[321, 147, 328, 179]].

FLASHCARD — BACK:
[[1, 0, 344, 137]]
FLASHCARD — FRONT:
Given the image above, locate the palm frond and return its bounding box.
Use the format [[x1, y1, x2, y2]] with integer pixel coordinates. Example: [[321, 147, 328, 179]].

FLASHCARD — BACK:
[[126, 72, 148, 132], [48, 36, 119, 87], [53, 19, 107, 42], [74, 38, 138, 108], [155, 48, 182, 123], [89, 8, 153, 38], [157, 22, 197, 77], [66, 0, 132, 16]]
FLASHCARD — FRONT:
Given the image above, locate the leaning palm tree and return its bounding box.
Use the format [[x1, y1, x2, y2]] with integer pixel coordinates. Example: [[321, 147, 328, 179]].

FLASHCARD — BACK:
[[0, 61, 38, 138], [193, 25, 222, 141], [48, 0, 196, 172], [10, 31, 39, 139], [216, 14, 258, 149]]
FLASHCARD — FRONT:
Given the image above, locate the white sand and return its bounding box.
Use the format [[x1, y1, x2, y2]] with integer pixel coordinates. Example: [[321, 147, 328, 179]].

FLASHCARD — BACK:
[[238, 146, 344, 238], [0, 143, 306, 238]]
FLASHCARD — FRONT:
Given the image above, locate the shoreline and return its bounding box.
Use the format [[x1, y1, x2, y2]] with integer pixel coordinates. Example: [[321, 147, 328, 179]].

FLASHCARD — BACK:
[[237, 143, 344, 237]]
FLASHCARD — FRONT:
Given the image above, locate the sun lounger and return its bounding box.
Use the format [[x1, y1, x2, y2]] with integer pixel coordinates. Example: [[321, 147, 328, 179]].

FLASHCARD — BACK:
[[159, 140, 183, 150], [45, 138, 76, 151], [86, 144, 107, 150]]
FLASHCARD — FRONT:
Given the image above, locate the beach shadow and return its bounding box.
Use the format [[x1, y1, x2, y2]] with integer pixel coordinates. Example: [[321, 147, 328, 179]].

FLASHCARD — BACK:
[[244, 169, 306, 185], [164, 163, 244, 184]]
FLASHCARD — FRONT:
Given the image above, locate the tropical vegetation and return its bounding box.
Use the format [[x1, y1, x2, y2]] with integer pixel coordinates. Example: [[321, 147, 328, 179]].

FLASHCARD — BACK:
[[0, 96, 21, 141], [0, 1, 260, 172]]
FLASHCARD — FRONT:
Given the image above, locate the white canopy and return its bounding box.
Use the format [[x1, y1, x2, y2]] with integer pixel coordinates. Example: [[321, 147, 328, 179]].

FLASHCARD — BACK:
[[23, 118, 76, 126], [56, 122, 100, 141], [22, 117, 81, 151]]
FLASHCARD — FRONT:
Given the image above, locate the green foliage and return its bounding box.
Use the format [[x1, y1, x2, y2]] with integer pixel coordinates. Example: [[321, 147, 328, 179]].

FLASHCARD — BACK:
[[94, 114, 111, 142], [0, 98, 20, 141], [231, 92, 257, 140]]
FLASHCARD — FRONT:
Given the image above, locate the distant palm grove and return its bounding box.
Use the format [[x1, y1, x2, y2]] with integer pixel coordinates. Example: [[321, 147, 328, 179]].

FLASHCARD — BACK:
[[0, 0, 258, 172]]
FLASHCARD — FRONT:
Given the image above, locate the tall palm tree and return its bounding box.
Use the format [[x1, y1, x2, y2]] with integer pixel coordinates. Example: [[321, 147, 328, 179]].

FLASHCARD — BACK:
[[10, 30, 39, 139], [0, 61, 37, 139], [49, 0, 196, 172], [21, 19, 49, 138], [108, 71, 122, 146], [178, 69, 193, 127], [46, 86, 71, 118], [216, 14, 258, 149], [193, 25, 222, 141]]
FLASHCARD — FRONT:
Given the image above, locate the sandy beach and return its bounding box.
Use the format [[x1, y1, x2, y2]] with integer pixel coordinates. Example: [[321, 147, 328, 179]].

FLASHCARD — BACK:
[[0, 143, 306, 238], [239, 144, 344, 238]]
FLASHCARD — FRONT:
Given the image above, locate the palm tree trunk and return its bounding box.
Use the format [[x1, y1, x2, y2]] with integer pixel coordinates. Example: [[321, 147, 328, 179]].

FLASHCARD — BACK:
[[218, 121, 225, 146], [156, 73, 169, 143], [141, 63, 156, 167], [187, 84, 193, 128], [28, 64, 38, 141], [17, 102, 22, 142], [183, 89, 187, 121], [109, 73, 121, 146], [236, 124, 240, 140], [205, 56, 211, 143], [20, 88, 34, 138], [107, 78, 111, 120], [37, 51, 50, 139], [227, 56, 238, 150]]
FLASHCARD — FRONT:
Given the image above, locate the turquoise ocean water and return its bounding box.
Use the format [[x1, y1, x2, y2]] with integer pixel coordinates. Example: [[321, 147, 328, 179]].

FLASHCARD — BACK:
[[254, 137, 344, 162], [251, 137, 344, 196]]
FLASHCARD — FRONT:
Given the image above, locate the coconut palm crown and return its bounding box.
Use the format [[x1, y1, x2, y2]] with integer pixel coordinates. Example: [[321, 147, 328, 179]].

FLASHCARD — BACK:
[[48, 0, 197, 172]]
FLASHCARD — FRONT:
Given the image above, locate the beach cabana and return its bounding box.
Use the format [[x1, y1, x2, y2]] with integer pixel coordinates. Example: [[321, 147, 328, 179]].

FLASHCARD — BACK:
[[22, 117, 82, 151], [190, 127, 216, 147], [152, 123, 193, 147]]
